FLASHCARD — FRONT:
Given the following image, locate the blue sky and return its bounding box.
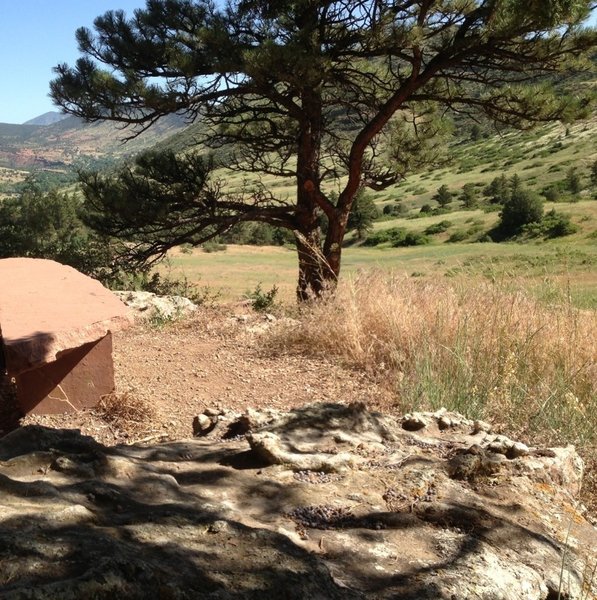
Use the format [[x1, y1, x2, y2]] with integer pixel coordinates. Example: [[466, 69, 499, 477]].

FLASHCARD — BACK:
[[0, 1, 146, 124], [0, 2, 595, 125]]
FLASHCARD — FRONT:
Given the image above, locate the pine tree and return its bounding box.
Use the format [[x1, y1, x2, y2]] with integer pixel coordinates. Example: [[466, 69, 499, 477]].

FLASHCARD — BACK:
[[433, 185, 452, 208], [50, 0, 596, 299]]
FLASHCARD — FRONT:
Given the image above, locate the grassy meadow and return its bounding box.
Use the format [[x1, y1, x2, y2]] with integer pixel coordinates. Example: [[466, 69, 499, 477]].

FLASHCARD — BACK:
[[166, 113, 596, 307], [167, 235, 596, 309]]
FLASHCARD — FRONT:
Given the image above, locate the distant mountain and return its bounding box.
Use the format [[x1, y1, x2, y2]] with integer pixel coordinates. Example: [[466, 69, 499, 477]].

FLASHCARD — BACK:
[[23, 111, 70, 126], [0, 113, 189, 174]]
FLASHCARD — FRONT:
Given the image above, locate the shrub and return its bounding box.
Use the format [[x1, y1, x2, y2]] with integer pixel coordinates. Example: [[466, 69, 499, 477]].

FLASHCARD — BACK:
[[383, 203, 407, 217], [522, 210, 578, 239], [542, 187, 560, 202], [565, 167, 581, 195], [363, 227, 404, 246], [247, 283, 279, 312], [347, 189, 379, 240], [470, 124, 482, 140], [447, 229, 469, 243], [498, 186, 543, 237], [95, 392, 158, 437], [364, 227, 428, 247], [424, 220, 453, 235], [202, 240, 228, 252], [460, 183, 478, 208], [394, 231, 430, 247], [590, 159, 597, 188], [433, 184, 452, 207], [0, 182, 116, 281], [483, 174, 510, 204]]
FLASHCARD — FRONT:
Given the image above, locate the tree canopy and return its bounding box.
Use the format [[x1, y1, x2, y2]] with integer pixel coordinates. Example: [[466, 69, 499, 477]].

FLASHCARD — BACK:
[[0, 181, 114, 280], [51, 0, 596, 299]]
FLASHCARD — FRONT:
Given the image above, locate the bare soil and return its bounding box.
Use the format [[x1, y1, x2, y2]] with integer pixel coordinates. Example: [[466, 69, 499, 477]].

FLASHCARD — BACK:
[[23, 307, 390, 446]]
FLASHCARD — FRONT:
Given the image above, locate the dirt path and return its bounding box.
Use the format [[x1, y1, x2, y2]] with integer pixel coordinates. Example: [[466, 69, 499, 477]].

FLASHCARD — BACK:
[[18, 306, 597, 520], [24, 308, 389, 445]]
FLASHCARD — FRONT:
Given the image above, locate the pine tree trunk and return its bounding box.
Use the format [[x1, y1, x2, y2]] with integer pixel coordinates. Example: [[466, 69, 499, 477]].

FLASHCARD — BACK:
[[295, 213, 346, 302]]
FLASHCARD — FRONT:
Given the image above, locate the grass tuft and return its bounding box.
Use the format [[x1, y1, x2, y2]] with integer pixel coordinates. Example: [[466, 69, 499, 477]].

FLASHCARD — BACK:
[[95, 392, 158, 432]]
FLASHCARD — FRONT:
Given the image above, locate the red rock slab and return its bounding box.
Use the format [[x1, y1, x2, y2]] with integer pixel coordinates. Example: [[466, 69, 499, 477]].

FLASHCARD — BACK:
[[0, 258, 131, 376]]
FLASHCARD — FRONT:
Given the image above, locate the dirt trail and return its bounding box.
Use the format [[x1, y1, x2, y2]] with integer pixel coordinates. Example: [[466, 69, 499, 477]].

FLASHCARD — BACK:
[[24, 308, 389, 445], [19, 307, 597, 520]]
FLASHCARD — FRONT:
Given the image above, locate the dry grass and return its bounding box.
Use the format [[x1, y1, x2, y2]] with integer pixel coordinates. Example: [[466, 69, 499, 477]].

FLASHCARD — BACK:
[[270, 271, 596, 447], [269, 271, 597, 513], [95, 392, 158, 435]]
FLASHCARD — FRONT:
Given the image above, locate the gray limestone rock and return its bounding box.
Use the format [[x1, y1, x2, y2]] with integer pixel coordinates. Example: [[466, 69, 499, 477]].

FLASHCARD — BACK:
[[0, 403, 594, 599]]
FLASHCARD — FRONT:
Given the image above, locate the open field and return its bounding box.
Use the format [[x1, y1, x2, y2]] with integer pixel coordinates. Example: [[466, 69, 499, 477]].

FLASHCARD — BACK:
[[166, 111, 597, 307], [168, 220, 596, 309]]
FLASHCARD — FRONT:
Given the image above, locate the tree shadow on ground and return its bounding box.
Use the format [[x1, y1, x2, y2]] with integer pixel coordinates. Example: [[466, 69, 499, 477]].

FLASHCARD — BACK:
[[0, 424, 582, 599]]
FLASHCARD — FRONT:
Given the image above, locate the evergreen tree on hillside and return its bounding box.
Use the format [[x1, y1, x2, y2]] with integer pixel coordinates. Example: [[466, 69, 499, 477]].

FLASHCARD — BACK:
[[460, 183, 478, 209], [499, 184, 544, 236], [484, 175, 511, 204], [50, 0, 596, 299], [566, 167, 582, 194], [591, 160, 597, 188], [433, 184, 453, 208], [347, 189, 379, 240]]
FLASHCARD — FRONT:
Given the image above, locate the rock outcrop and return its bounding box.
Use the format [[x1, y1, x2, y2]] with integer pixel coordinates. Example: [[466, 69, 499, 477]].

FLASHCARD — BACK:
[[113, 291, 197, 322], [0, 403, 595, 599]]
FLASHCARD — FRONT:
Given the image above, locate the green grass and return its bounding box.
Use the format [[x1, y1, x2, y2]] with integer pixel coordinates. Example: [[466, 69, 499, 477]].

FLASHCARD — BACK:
[[365, 117, 597, 212], [168, 230, 596, 309]]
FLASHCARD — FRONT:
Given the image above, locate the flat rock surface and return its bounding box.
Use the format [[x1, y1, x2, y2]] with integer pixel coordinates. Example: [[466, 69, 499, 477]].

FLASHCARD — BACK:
[[1, 403, 595, 599], [0, 258, 130, 374]]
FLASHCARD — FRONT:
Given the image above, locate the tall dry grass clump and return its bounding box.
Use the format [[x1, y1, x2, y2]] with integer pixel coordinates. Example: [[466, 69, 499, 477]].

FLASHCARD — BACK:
[[272, 271, 596, 446]]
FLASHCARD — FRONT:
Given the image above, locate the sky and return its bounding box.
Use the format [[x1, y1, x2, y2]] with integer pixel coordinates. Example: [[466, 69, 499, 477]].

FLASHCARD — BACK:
[[0, 2, 595, 125], [0, 0, 147, 124]]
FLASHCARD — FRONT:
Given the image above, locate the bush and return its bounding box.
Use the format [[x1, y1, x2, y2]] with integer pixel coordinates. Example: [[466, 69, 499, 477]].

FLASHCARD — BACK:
[[363, 227, 405, 246], [246, 283, 279, 312], [542, 187, 560, 202], [460, 183, 478, 209], [447, 229, 469, 243], [202, 240, 227, 252], [364, 227, 428, 247], [424, 220, 453, 235], [432, 184, 452, 207], [484, 174, 510, 204], [383, 203, 407, 217], [394, 231, 430, 247], [347, 189, 379, 240], [565, 167, 581, 195], [0, 181, 116, 282], [522, 210, 578, 239], [498, 186, 544, 237]]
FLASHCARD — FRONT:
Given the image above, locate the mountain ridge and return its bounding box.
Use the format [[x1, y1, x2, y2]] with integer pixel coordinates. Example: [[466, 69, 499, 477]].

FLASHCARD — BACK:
[[0, 113, 189, 179], [22, 111, 70, 126]]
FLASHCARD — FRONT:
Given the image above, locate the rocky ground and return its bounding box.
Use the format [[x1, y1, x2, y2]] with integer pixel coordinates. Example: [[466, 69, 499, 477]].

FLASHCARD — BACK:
[[2, 402, 596, 599], [24, 304, 391, 446]]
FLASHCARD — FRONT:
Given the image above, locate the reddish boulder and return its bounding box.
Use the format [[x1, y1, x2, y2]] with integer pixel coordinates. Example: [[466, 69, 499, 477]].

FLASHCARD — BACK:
[[0, 258, 130, 417]]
